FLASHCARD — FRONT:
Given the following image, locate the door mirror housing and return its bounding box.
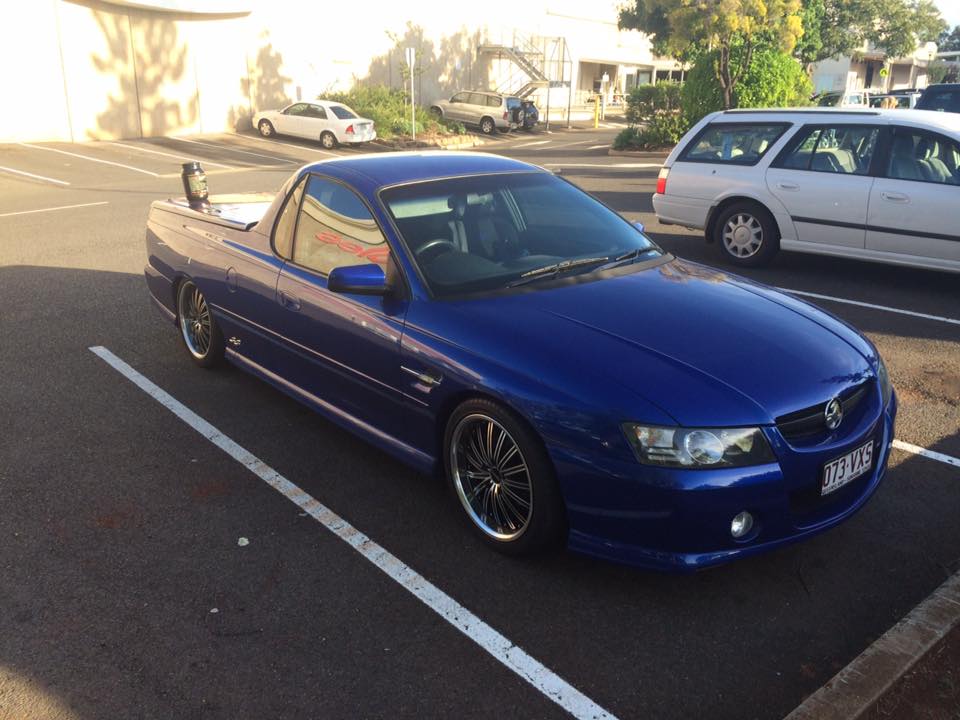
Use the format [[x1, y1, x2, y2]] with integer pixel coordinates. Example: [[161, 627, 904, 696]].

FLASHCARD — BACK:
[[633, 221, 645, 233], [328, 263, 390, 296]]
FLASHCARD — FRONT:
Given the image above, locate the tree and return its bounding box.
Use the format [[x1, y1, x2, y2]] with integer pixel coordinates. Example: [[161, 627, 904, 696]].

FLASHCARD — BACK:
[[939, 25, 960, 52], [619, 0, 804, 109], [796, 0, 947, 64]]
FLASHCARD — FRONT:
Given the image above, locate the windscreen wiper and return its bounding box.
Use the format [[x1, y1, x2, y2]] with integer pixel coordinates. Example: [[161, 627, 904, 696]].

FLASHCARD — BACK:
[[595, 246, 660, 271], [507, 256, 609, 288]]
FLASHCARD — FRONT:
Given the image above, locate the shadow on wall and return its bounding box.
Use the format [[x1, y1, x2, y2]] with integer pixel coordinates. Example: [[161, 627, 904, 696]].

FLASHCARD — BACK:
[[90, 9, 197, 139], [362, 23, 490, 105], [229, 36, 292, 132]]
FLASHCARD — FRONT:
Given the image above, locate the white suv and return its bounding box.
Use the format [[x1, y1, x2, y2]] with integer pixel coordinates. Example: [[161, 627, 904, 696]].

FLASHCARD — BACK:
[[652, 108, 960, 273]]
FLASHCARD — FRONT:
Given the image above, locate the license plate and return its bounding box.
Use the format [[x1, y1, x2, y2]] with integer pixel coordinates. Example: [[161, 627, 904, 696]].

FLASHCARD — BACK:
[[821, 440, 873, 496]]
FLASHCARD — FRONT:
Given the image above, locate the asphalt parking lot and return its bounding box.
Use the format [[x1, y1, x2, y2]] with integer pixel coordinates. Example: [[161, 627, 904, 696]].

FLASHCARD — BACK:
[[1, 127, 958, 720]]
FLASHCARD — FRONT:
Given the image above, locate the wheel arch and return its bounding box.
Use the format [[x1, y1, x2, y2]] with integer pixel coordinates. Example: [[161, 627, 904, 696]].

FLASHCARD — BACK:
[[704, 195, 786, 244]]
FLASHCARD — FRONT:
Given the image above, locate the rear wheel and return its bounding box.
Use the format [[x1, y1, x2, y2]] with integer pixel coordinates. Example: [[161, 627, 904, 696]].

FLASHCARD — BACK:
[[177, 280, 224, 368], [444, 398, 565, 555], [320, 131, 337, 149], [258, 120, 274, 138], [479, 116, 495, 135], [713, 201, 780, 268]]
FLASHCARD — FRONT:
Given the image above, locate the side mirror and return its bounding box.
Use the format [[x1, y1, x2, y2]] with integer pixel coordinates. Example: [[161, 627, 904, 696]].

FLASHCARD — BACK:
[[633, 221, 645, 233], [328, 263, 390, 296]]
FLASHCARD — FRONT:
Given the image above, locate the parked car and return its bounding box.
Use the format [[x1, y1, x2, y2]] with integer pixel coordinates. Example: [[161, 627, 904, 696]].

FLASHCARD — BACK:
[[652, 108, 960, 273], [916, 84, 960, 114], [253, 101, 376, 149], [815, 90, 871, 108], [430, 91, 522, 134], [868, 93, 921, 109], [144, 152, 896, 572]]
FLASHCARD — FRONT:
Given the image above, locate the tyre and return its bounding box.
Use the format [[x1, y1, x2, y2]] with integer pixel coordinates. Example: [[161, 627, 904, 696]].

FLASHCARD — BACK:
[[176, 280, 224, 368], [320, 131, 338, 150], [429, 106, 443, 118], [479, 116, 495, 135], [258, 120, 274, 138], [444, 398, 566, 555], [713, 201, 780, 268]]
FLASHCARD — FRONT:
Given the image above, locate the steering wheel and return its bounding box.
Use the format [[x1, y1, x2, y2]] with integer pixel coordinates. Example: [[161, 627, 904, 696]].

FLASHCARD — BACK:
[[416, 238, 458, 263]]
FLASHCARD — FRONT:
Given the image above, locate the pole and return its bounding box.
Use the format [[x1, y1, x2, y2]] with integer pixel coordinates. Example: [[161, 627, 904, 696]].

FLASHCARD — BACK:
[[406, 47, 416, 142], [564, 39, 573, 129], [544, 40, 551, 132]]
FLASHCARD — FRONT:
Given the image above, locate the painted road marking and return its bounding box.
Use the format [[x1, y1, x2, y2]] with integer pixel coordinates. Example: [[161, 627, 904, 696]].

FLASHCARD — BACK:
[[0, 201, 108, 218], [515, 140, 552, 148], [892, 440, 960, 469], [106, 141, 235, 169], [777, 288, 960, 327], [18, 142, 159, 177], [88, 345, 618, 720], [172, 136, 299, 164], [0, 165, 71, 186], [230, 133, 341, 156], [543, 162, 661, 169], [587, 144, 609, 150]]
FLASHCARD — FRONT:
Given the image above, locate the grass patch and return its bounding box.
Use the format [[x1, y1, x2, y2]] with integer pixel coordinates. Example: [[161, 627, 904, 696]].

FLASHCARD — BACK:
[[325, 86, 465, 141]]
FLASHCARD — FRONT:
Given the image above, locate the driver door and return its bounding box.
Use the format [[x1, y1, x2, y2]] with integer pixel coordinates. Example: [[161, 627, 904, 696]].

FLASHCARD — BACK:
[[276, 103, 309, 136], [272, 174, 409, 436]]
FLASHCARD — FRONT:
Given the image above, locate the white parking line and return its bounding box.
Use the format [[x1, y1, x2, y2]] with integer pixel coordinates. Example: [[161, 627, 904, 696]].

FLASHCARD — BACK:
[[0, 201, 108, 218], [0, 165, 71, 186], [587, 144, 609, 150], [88, 345, 618, 720], [777, 288, 960, 327], [892, 440, 960, 469], [171, 137, 299, 164], [106, 141, 235, 169], [543, 162, 661, 169], [230, 133, 340, 156], [18, 142, 159, 177], [514, 140, 552, 148]]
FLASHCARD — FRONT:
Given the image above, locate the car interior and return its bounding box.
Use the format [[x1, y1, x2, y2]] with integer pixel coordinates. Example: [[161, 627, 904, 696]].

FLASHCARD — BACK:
[[888, 134, 960, 184]]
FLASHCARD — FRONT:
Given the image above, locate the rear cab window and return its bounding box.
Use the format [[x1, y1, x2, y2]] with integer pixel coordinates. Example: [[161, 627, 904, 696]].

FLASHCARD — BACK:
[[678, 123, 789, 165]]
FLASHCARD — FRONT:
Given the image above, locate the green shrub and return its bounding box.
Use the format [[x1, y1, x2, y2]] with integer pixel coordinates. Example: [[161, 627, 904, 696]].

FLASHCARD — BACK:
[[682, 47, 812, 126], [625, 82, 683, 125], [613, 112, 689, 150], [618, 81, 688, 149], [324, 85, 465, 140]]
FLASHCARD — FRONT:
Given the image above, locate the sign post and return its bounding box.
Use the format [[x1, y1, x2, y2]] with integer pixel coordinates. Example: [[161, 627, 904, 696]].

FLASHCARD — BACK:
[[405, 47, 416, 142]]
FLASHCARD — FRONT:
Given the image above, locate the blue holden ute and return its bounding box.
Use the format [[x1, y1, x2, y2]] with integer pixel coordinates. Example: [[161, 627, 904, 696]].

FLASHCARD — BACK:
[[144, 152, 896, 572]]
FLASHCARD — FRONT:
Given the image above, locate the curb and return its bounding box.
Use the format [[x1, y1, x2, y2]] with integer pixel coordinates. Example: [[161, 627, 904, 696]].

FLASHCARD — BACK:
[[784, 570, 960, 720], [607, 149, 672, 158]]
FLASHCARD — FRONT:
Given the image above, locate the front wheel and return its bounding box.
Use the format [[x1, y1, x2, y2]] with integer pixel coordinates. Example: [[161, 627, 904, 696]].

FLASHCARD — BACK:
[[177, 280, 224, 368], [444, 399, 566, 555], [713, 201, 780, 268], [258, 120, 274, 138]]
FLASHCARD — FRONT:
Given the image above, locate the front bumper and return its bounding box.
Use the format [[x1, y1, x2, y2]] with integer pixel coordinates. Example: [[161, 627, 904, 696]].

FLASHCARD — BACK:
[[557, 392, 898, 573]]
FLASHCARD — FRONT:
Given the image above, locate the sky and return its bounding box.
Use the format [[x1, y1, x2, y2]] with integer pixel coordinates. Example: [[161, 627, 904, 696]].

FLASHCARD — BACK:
[[935, 0, 960, 30]]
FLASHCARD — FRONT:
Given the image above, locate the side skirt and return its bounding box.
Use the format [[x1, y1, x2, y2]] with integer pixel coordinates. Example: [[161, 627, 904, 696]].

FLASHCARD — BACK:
[[225, 348, 436, 476]]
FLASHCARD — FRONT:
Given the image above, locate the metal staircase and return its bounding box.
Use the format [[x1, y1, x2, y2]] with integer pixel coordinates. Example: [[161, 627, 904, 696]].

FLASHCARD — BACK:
[[478, 32, 550, 98]]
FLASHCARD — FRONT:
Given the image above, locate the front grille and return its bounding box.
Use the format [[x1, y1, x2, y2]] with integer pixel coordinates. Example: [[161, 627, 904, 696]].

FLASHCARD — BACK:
[[776, 381, 871, 442]]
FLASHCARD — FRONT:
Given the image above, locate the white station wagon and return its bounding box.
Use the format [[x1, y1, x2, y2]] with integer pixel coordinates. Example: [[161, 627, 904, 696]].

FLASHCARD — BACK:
[[653, 108, 960, 274], [253, 100, 376, 149]]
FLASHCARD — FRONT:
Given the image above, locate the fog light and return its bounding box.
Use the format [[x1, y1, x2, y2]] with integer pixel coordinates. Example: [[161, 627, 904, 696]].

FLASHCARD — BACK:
[[731, 511, 754, 539]]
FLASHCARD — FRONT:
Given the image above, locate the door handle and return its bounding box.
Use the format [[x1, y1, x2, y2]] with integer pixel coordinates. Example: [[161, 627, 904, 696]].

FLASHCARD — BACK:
[[881, 191, 908, 203], [777, 181, 799, 190], [401, 365, 442, 387], [278, 290, 301, 311]]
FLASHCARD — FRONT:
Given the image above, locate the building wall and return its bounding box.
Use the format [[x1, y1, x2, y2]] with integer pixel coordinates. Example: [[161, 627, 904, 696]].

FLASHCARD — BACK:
[[0, 0, 661, 143]]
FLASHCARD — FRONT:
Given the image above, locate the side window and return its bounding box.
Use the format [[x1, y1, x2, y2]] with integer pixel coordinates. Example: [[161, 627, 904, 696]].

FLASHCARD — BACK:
[[467, 93, 485, 106], [486, 95, 501, 108], [680, 123, 788, 165], [887, 130, 960, 185], [273, 176, 306, 259], [292, 176, 390, 275], [285, 103, 308, 116], [451, 92, 467, 103], [305, 105, 327, 119], [775, 125, 879, 175]]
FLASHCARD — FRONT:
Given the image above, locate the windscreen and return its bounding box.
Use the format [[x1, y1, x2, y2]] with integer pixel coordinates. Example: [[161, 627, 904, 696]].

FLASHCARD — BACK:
[[381, 172, 660, 298]]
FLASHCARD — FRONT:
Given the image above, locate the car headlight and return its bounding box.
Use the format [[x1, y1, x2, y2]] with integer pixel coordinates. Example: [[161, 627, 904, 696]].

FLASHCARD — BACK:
[[878, 355, 892, 407], [622, 424, 775, 468]]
